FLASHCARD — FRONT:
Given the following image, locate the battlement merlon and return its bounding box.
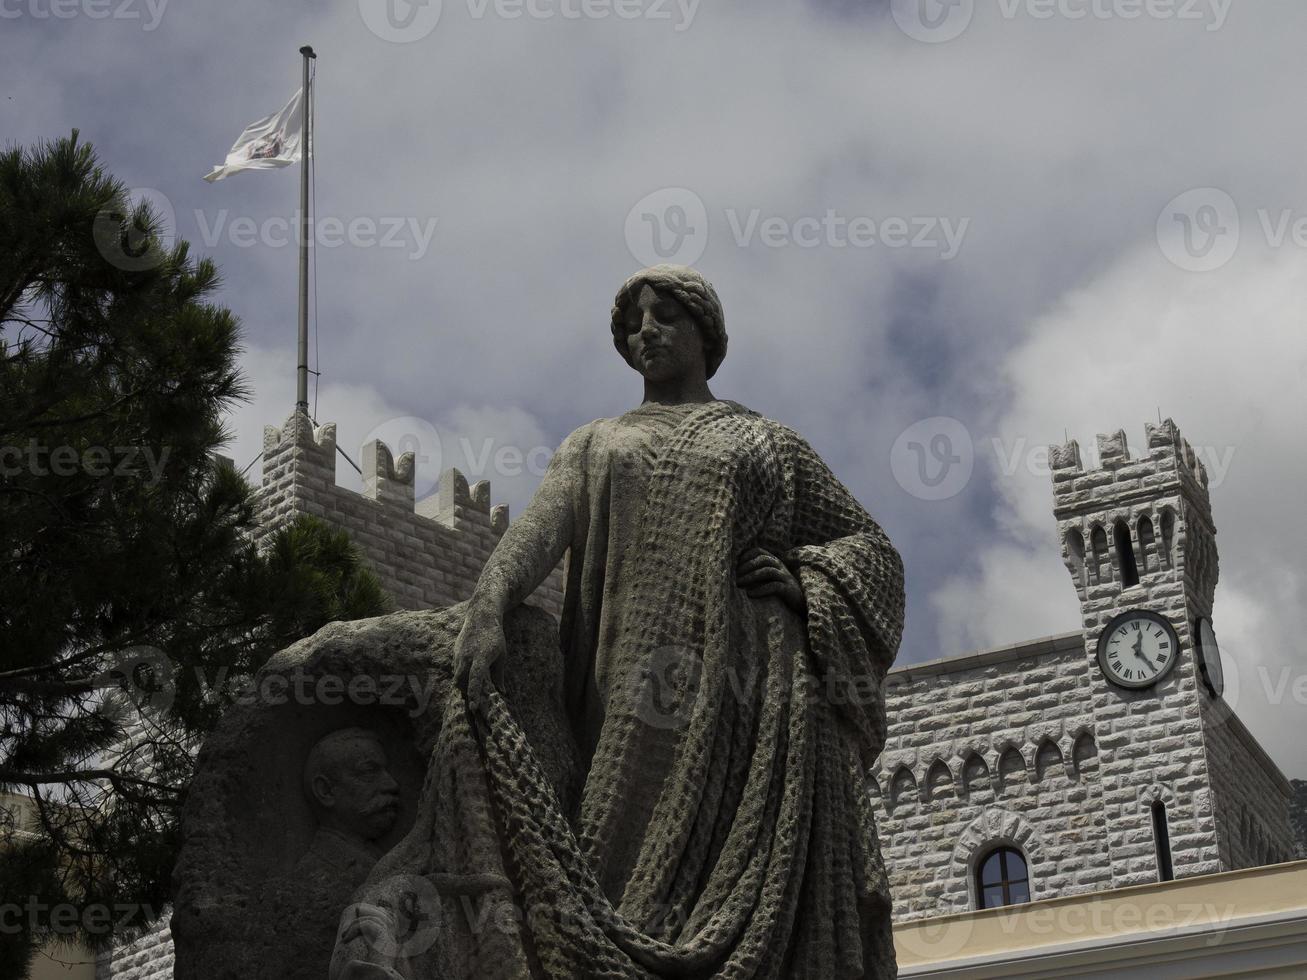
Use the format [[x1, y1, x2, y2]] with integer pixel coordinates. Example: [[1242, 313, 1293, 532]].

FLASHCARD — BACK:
[[1049, 419, 1213, 526], [259, 412, 513, 533], [251, 412, 557, 615]]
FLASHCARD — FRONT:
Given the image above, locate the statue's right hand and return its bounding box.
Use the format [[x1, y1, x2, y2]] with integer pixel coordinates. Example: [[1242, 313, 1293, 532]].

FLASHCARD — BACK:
[[453, 602, 507, 711], [330, 904, 405, 980]]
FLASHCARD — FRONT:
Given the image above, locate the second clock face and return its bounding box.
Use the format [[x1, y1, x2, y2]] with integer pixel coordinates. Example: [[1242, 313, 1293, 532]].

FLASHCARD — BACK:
[[1097, 610, 1179, 689]]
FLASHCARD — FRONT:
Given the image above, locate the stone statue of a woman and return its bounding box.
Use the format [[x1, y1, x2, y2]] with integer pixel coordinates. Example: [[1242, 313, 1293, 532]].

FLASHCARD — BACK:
[[331, 265, 905, 980]]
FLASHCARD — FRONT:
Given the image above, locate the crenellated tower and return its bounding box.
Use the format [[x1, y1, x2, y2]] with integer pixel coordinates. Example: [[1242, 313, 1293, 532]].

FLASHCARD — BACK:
[[1050, 419, 1292, 887], [255, 411, 562, 616]]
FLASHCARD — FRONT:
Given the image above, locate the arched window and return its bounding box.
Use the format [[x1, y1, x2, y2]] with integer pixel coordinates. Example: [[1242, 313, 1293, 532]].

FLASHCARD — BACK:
[[976, 846, 1031, 910], [1152, 801, 1174, 882], [1114, 520, 1139, 587]]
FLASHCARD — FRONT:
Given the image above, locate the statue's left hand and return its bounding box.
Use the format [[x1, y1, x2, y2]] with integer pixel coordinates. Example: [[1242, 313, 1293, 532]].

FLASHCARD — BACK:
[[737, 547, 805, 612]]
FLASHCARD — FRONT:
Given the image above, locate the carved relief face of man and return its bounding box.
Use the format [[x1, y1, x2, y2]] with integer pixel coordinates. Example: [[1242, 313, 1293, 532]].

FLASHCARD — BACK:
[[305, 730, 400, 843], [623, 284, 708, 385]]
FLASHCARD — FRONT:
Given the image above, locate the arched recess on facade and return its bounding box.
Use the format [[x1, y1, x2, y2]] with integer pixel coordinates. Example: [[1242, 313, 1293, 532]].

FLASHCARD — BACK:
[[1071, 731, 1098, 780], [925, 758, 956, 803], [1034, 739, 1065, 783], [996, 745, 1026, 793], [961, 751, 993, 803], [1089, 524, 1110, 585], [889, 766, 918, 812], [1159, 507, 1178, 567], [951, 809, 1046, 911], [1137, 515, 1156, 575], [867, 774, 882, 805]]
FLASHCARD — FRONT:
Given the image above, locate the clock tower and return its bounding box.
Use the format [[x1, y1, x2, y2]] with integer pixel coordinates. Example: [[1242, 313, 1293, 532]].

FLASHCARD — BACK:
[[1050, 419, 1228, 887]]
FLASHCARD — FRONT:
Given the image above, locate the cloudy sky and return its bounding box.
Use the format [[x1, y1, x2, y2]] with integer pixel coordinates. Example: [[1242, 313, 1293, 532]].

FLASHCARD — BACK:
[[6, 0, 1307, 777]]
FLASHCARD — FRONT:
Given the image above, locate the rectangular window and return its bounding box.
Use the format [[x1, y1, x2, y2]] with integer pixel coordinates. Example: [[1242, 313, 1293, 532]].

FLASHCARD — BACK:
[[1152, 801, 1174, 882]]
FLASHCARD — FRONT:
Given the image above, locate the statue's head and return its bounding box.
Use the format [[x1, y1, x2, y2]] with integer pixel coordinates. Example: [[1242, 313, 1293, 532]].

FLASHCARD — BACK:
[[611, 265, 727, 381], [302, 728, 399, 843]]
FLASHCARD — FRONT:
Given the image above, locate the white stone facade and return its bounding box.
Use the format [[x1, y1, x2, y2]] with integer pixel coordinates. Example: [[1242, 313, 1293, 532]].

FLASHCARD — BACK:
[[874, 419, 1295, 923], [96, 415, 1295, 977]]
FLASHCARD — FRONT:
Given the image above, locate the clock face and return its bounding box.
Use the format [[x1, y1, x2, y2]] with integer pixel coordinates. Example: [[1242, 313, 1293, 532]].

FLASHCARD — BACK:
[[1097, 610, 1179, 689], [1196, 617, 1225, 698]]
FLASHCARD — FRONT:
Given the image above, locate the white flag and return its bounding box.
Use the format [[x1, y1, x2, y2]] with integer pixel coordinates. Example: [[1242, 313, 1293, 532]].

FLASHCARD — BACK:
[[203, 88, 305, 182]]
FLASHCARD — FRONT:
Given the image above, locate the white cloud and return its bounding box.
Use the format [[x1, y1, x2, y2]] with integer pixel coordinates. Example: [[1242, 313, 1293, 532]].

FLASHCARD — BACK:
[[11, 0, 1307, 772], [933, 243, 1307, 775]]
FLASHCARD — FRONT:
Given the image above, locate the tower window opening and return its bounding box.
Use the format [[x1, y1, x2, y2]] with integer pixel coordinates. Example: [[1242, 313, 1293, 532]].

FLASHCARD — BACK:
[[1137, 516, 1156, 575], [1090, 526, 1109, 585], [1152, 801, 1174, 882], [1160, 508, 1177, 567], [1066, 529, 1086, 588], [1115, 520, 1140, 587]]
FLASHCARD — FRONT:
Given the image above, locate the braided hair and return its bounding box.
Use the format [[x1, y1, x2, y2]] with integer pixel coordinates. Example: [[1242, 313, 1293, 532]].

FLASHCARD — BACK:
[[610, 264, 728, 379]]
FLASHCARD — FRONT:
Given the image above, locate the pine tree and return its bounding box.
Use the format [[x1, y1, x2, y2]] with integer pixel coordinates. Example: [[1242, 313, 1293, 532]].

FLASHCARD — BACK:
[[0, 132, 389, 972]]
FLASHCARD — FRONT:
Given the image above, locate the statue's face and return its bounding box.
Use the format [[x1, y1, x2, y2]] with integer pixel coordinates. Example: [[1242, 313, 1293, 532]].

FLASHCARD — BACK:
[[624, 284, 707, 384], [311, 737, 400, 842]]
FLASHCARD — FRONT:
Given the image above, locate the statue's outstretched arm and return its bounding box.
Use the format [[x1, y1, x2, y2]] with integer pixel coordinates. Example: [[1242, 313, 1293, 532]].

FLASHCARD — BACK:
[[454, 424, 591, 700]]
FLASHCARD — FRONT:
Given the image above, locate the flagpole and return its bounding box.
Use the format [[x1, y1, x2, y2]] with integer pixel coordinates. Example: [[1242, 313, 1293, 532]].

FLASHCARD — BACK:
[[296, 44, 316, 417]]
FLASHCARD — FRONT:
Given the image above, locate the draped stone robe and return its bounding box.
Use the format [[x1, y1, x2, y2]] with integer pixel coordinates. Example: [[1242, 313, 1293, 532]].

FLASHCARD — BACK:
[[332, 399, 905, 980]]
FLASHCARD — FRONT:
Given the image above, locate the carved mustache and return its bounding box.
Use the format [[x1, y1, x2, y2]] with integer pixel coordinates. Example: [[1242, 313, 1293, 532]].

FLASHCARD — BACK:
[[365, 793, 399, 817]]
